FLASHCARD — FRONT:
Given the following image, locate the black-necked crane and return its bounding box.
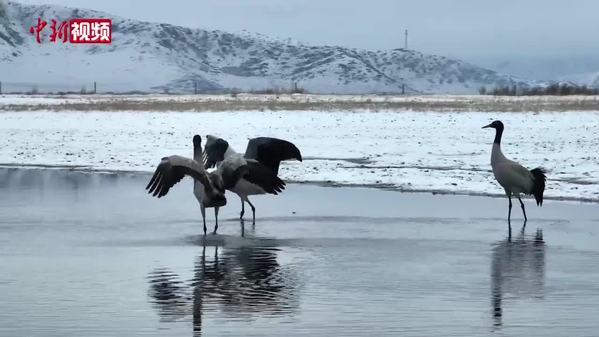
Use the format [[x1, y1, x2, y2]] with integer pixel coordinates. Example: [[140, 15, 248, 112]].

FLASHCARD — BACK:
[[145, 135, 247, 235], [203, 135, 302, 224], [482, 120, 547, 232]]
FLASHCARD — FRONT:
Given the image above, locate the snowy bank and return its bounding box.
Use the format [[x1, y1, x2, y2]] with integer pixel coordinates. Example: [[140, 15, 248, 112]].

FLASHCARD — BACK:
[[0, 110, 598, 202]]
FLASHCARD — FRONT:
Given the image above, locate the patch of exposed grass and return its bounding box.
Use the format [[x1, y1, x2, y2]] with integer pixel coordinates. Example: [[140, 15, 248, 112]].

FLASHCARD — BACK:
[[2, 95, 599, 112]]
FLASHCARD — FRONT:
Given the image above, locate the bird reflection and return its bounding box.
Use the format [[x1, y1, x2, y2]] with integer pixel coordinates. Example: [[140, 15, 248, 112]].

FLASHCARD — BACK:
[[147, 244, 299, 336], [147, 268, 192, 323], [491, 229, 545, 328]]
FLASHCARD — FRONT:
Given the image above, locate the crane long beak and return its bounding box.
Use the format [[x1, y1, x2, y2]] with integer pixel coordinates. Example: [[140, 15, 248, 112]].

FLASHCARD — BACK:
[[482, 124, 492, 129]]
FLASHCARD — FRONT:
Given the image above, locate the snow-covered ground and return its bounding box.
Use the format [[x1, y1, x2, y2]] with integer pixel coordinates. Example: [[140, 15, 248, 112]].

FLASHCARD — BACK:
[[1, 110, 598, 202]]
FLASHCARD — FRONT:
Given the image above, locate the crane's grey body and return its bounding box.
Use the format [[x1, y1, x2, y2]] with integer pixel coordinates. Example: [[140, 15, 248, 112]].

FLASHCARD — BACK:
[[491, 143, 535, 197], [195, 143, 249, 234], [192, 136, 219, 235], [483, 120, 547, 234], [227, 157, 272, 222], [203, 135, 302, 223], [146, 135, 227, 236], [230, 170, 267, 196]]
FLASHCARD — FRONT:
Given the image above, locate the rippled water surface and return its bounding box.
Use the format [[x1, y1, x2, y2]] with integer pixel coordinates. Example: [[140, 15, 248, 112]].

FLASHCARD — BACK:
[[1, 168, 598, 337]]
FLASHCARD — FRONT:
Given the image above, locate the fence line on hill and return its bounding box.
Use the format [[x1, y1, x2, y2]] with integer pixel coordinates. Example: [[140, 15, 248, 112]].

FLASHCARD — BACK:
[[0, 79, 410, 96], [0, 80, 107, 95]]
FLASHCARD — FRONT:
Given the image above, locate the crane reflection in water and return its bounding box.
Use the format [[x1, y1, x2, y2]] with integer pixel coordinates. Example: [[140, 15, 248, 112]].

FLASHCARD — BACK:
[[491, 228, 545, 328], [147, 243, 300, 336]]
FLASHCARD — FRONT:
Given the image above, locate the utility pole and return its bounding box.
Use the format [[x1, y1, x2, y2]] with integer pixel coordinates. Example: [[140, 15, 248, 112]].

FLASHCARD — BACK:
[[93, 81, 97, 94], [404, 29, 408, 50], [0, 81, 2, 95], [194, 80, 198, 95]]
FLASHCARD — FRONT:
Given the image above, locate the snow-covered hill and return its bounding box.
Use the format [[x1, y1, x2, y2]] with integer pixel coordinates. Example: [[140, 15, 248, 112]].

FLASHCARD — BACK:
[[0, 1, 531, 94], [559, 71, 599, 88]]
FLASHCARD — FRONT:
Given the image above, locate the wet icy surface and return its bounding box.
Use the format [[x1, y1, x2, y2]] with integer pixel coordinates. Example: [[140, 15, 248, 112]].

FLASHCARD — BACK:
[[0, 110, 598, 201], [0, 168, 598, 337]]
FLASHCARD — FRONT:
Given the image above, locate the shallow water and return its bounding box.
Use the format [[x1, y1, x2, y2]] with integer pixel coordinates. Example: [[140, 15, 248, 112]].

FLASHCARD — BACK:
[[0, 167, 598, 337]]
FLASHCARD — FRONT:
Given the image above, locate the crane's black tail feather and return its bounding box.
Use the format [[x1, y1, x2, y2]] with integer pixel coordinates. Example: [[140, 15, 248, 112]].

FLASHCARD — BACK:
[[530, 167, 547, 206]]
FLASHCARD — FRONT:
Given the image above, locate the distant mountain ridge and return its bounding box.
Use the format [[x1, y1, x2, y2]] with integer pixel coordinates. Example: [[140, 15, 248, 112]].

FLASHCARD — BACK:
[[0, 1, 533, 94], [559, 71, 599, 88]]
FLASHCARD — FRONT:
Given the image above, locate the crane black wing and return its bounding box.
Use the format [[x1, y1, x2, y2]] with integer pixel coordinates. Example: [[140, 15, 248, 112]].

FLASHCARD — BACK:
[[203, 136, 229, 169], [220, 164, 250, 190], [244, 160, 286, 195], [244, 137, 302, 174], [146, 156, 207, 198]]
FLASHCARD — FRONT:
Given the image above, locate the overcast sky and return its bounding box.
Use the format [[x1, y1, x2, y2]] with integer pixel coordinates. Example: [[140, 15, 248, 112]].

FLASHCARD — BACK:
[[16, 0, 599, 75]]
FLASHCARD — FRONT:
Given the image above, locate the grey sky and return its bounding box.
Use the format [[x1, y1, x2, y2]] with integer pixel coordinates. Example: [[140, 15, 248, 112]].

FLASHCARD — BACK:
[[16, 0, 599, 77]]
